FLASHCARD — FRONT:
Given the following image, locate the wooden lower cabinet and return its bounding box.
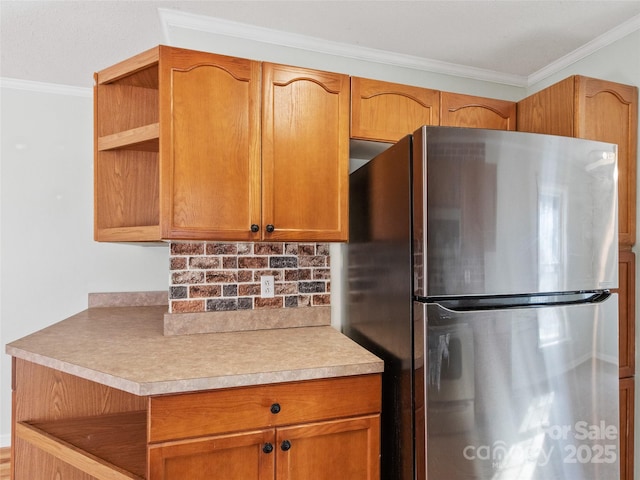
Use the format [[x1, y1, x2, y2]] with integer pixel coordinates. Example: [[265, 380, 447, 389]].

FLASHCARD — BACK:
[[275, 416, 380, 479], [149, 416, 380, 480], [11, 359, 382, 480], [149, 430, 275, 479]]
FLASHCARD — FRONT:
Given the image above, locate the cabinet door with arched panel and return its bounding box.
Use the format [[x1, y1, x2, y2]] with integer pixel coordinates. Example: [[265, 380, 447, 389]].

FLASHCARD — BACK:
[[351, 77, 440, 143], [440, 91, 516, 130]]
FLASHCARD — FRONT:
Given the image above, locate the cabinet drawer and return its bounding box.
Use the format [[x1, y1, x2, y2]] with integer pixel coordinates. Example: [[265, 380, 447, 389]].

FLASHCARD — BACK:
[[149, 374, 381, 442]]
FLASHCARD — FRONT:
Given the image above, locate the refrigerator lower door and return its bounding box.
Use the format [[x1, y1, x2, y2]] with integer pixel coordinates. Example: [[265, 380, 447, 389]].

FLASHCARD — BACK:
[[420, 296, 620, 480]]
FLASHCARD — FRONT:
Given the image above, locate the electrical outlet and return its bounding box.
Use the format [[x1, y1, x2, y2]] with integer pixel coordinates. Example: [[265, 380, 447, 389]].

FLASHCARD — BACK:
[[261, 275, 275, 298]]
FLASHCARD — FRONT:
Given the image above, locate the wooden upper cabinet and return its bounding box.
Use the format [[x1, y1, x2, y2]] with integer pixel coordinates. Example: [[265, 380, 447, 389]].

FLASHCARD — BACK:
[[262, 63, 349, 242], [95, 46, 261, 242], [517, 75, 638, 246], [440, 92, 516, 130], [160, 48, 262, 241], [95, 46, 349, 242], [351, 77, 439, 142]]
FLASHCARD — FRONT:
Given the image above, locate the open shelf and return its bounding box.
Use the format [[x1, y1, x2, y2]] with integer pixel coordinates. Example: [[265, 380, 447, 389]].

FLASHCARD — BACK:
[[16, 411, 147, 480], [98, 124, 160, 152], [94, 47, 161, 242]]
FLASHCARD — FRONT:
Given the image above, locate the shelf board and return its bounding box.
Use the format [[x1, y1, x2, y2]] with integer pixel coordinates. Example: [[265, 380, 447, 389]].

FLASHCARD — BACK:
[[95, 225, 163, 243], [98, 124, 160, 152], [16, 411, 147, 480]]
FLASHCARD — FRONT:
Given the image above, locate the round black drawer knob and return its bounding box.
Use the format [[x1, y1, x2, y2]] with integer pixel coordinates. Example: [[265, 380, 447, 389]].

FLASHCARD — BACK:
[[251, 224, 260, 233], [266, 224, 275, 233], [270, 403, 281, 414], [263, 443, 274, 454], [281, 440, 291, 451]]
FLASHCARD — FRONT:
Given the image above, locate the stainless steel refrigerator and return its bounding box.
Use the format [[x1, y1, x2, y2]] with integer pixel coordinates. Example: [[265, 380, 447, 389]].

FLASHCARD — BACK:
[[345, 126, 620, 480]]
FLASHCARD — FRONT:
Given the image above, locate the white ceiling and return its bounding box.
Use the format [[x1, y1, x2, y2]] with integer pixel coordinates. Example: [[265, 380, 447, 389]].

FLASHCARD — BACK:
[[1, 0, 640, 89]]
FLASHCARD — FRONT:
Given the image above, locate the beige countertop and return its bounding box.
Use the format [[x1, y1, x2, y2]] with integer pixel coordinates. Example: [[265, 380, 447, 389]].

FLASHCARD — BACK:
[[6, 305, 383, 396]]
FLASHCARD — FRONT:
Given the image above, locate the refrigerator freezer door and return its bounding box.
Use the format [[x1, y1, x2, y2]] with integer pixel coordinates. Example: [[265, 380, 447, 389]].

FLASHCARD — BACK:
[[412, 126, 618, 298], [422, 297, 620, 480]]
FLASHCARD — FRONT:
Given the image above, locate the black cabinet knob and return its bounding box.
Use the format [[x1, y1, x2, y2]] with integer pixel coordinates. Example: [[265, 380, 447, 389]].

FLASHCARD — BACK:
[[270, 403, 281, 414], [250, 224, 260, 233], [266, 224, 275, 233], [263, 443, 274, 454], [281, 440, 291, 451]]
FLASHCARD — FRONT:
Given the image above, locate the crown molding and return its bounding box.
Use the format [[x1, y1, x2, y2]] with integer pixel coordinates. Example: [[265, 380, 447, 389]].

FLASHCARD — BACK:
[[0, 78, 91, 97], [158, 8, 527, 87], [528, 13, 640, 86]]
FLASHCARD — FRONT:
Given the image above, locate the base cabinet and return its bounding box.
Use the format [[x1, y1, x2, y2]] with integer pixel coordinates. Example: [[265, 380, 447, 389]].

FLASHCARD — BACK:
[[275, 416, 380, 479], [149, 430, 275, 480], [11, 359, 381, 480], [149, 416, 380, 480]]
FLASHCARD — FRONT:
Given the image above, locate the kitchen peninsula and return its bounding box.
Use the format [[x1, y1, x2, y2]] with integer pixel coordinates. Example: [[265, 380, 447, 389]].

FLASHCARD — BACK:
[[7, 293, 383, 479]]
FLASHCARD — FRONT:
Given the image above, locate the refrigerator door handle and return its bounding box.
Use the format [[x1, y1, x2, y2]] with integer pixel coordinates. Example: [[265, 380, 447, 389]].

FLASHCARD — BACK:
[[421, 290, 611, 312]]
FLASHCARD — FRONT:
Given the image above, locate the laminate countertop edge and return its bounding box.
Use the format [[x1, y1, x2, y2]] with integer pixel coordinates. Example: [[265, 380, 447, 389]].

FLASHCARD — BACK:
[[6, 305, 384, 396]]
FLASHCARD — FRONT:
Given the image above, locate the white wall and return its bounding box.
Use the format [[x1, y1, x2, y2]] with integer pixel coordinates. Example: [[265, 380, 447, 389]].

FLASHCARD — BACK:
[[0, 84, 170, 445], [526, 29, 640, 94], [164, 18, 525, 101]]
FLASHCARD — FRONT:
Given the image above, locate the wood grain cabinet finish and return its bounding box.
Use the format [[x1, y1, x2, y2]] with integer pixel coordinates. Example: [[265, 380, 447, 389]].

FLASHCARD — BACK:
[[617, 249, 636, 379], [350, 77, 440, 143], [440, 92, 517, 130], [149, 416, 380, 480], [350, 78, 517, 144], [94, 46, 349, 242], [261, 63, 349, 242], [517, 75, 638, 246], [619, 376, 635, 480], [11, 359, 381, 480]]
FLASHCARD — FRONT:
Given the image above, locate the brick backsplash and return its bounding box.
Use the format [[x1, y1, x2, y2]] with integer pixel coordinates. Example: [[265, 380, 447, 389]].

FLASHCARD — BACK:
[[169, 242, 331, 313]]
